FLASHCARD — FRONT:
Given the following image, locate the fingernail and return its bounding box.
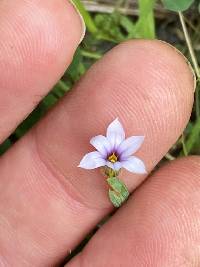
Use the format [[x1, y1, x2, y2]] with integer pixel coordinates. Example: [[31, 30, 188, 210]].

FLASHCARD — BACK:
[[69, 0, 86, 44]]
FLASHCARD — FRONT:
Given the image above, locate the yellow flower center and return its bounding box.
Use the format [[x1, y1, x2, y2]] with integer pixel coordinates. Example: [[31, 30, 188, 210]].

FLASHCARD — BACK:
[[108, 153, 118, 163]]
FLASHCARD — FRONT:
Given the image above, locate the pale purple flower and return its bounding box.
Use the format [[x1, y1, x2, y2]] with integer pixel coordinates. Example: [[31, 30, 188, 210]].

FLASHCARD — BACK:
[[78, 118, 147, 174]]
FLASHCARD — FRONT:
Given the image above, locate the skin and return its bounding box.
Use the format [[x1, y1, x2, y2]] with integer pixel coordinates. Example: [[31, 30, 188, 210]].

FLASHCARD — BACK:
[[0, 0, 198, 266]]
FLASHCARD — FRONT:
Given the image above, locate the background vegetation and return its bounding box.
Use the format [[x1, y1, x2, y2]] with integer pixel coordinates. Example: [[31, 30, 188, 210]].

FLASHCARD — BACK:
[[1, 0, 200, 161], [0, 0, 200, 160]]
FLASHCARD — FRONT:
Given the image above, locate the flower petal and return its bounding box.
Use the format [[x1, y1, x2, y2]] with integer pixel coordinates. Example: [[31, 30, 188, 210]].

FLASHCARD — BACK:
[[106, 118, 125, 149], [118, 136, 145, 159], [106, 161, 122, 171], [90, 135, 111, 157], [106, 161, 113, 169], [113, 161, 122, 171], [121, 156, 147, 174], [78, 151, 106, 169]]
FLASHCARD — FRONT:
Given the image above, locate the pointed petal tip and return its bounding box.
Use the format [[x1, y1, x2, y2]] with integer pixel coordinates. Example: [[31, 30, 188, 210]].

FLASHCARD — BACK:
[[109, 117, 121, 126], [118, 135, 145, 159], [77, 160, 86, 169], [135, 165, 148, 175], [78, 151, 106, 170], [121, 156, 147, 174], [107, 118, 125, 147], [112, 117, 122, 125], [141, 136, 145, 143], [141, 168, 148, 175], [134, 135, 145, 143]]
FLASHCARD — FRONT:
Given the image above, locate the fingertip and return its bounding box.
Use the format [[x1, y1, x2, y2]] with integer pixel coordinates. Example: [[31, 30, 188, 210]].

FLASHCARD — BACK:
[[0, 0, 85, 141], [68, 0, 86, 44], [115, 39, 195, 95]]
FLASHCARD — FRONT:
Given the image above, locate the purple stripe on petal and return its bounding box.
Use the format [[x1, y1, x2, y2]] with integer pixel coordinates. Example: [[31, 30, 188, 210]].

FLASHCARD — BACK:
[[90, 135, 112, 157], [121, 156, 147, 174], [118, 136, 145, 160], [78, 151, 106, 169], [106, 118, 125, 150]]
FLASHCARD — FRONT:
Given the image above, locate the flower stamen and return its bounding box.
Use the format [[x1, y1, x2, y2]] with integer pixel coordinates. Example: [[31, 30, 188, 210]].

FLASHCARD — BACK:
[[108, 153, 118, 163]]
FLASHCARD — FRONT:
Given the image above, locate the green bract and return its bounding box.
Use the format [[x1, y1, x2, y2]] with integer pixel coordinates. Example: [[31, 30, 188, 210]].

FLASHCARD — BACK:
[[162, 0, 194, 11], [107, 177, 129, 208]]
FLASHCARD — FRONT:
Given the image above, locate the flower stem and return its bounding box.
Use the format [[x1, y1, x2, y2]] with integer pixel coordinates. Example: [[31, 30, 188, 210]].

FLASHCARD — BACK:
[[181, 134, 188, 156], [165, 152, 175, 161], [178, 12, 199, 117]]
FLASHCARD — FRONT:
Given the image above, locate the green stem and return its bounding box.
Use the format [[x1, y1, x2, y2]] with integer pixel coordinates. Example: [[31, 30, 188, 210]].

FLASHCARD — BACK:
[[80, 49, 102, 60], [180, 117, 200, 156], [71, 0, 98, 34], [181, 134, 188, 156], [178, 12, 199, 117], [165, 153, 175, 161], [57, 80, 69, 92], [178, 12, 200, 78]]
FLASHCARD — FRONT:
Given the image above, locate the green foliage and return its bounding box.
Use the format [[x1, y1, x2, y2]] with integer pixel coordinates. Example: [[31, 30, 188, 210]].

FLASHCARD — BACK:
[[181, 117, 200, 155], [73, 0, 156, 41], [71, 0, 98, 34], [67, 48, 86, 81], [162, 0, 195, 11], [0, 0, 199, 160], [133, 0, 156, 39], [94, 12, 128, 42]]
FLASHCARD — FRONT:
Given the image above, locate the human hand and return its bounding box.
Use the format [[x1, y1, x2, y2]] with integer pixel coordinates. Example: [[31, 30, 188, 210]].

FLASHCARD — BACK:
[[0, 1, 196, 266]]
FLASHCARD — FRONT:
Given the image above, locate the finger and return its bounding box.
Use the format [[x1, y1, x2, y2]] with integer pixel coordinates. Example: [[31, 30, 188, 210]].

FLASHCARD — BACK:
[[36, 40, 195, 206], [0, 0, 84, 142], [68, 156, 200, 267], [0, 40, 194, 266]]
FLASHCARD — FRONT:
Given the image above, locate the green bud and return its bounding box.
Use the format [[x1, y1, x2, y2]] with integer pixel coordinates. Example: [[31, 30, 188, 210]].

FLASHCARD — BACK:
[[107, 177, 129, 208]]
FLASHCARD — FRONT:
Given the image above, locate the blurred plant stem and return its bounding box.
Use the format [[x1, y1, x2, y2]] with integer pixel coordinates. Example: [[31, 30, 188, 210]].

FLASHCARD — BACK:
[[178, 12, 200, 117], [72, 0, 98, 34], [181, 134, 188, 156], [136, 0, 156, 38], [57, 80, 69, 92], [71, 0, 117, 42], [165, 152, 175, 160], [181, 117, 200, 156], [80, 49, 102, 59]]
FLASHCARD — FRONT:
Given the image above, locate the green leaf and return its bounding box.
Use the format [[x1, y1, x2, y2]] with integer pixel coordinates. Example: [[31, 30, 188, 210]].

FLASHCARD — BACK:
[[107, 177, 129, 208], [131, 0, 156, 39], [119, 15, 136, 35], [185, 117, 200, 153], [94, 12, 125, 42], [162, 0, 194, 12], [71, 0, 97, 34], [67, 48, 86, 81], [179, 117, 200, 156]]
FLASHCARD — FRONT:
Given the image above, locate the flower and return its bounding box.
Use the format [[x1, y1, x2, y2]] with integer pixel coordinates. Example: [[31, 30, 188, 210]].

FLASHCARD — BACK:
[[78, 118, 146, 174]]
